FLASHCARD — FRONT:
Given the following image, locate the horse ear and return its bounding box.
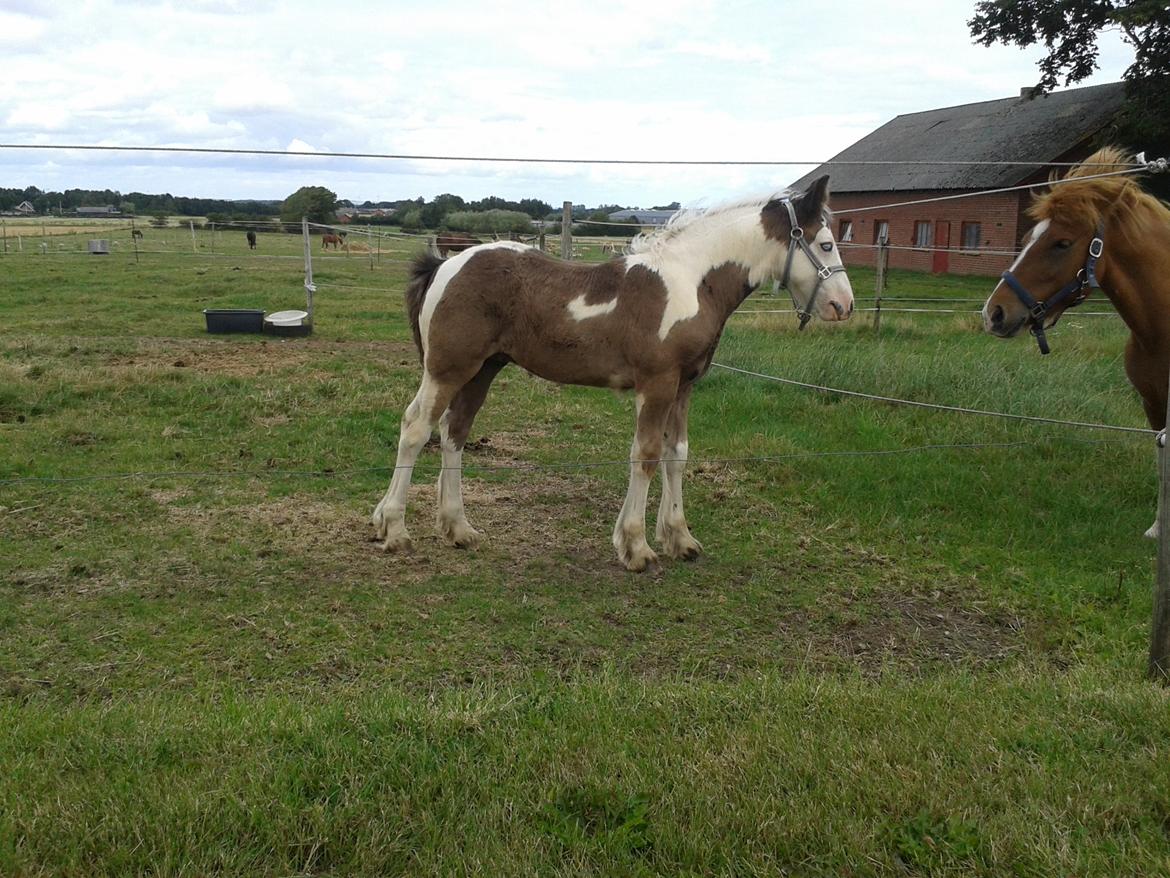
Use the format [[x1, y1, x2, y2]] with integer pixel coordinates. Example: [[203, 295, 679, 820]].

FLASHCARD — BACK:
[[795, 175, 831, 226]]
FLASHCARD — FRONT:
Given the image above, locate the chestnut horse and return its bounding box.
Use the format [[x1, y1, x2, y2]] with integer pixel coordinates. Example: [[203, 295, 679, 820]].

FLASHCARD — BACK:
[[322, 233, 344, 250], [372, 176, 854, 570], [435, 232, 482, 257], [982, 147, 1170, 535]]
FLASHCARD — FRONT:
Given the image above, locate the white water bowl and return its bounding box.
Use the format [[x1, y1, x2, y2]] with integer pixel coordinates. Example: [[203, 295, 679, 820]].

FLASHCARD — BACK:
[[265, 309, 308, 326]]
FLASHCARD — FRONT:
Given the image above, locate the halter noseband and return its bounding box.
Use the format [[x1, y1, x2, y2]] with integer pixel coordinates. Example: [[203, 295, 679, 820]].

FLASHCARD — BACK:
[[776, 198, 848, 330], [999, 223, 1104, 355]]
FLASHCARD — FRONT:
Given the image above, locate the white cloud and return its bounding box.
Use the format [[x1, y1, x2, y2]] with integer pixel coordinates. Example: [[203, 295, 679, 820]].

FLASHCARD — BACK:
[[0, 0, 1136, 206]]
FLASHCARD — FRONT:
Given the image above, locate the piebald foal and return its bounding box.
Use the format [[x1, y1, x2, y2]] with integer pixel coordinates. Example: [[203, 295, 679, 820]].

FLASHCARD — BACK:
[[373, 176, 854, 570]]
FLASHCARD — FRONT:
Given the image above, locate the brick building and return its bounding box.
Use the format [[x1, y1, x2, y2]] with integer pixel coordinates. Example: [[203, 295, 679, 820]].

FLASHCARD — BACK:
[[792, 82, 1127, 276]]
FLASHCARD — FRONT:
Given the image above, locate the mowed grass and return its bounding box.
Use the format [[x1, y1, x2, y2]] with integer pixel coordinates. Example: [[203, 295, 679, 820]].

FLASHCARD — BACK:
[[2, 230, 1169, 876]]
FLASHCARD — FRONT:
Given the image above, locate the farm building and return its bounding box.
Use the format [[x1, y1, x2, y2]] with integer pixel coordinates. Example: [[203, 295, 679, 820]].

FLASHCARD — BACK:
[[75, 205, 120, 217], [791, 81, 1128, 276], [607, 208, 675, 228]]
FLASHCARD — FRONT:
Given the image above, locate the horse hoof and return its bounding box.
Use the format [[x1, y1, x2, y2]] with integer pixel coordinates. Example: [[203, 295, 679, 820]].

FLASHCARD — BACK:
[[441, 522, 481, 549], [381, 533, 413, 553], [623, 549, 659, 573], [1145, 521, 1160, 540]]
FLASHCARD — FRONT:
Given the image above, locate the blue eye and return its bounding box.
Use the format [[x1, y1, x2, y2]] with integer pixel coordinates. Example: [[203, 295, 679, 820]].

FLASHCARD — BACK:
[[820, 242, 833, 252]]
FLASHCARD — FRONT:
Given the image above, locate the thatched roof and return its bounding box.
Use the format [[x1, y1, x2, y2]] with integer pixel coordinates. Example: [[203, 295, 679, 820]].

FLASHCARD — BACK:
[[792, 82, 1127, 193]]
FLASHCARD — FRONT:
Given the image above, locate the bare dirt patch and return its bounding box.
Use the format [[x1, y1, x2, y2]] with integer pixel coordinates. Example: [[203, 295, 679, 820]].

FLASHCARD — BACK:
[[103, 338, 417, 378]]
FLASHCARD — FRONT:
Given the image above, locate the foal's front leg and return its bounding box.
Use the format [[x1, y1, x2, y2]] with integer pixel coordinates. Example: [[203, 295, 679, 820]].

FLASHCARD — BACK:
[[613, 375, 677, 572], [656, 382, 702, 560]]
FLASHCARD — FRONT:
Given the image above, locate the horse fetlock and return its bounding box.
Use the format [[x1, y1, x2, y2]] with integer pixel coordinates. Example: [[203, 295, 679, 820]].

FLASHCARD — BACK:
[[1145, 519, 1160, 540]]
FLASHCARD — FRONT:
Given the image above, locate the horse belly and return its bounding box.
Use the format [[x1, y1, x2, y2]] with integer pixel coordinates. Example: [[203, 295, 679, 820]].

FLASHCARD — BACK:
[[506, 341, 634, 390]]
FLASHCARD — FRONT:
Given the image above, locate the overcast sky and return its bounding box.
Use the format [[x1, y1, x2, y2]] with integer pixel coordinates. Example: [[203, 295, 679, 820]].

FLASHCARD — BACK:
[[0, 0, 1134, 209]]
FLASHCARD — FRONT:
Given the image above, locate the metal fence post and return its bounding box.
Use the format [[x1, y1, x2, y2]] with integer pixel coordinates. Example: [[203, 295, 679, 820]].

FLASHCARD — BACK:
[[1149, 372, 1170, 679], [302, 216, 315, 323]]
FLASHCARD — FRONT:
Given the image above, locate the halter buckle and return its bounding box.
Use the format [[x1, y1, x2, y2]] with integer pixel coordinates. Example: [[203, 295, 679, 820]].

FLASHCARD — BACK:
[[817, 264, 834, 280], [1088, 237, 1103, 259], [1028, 302, 1047, 321]]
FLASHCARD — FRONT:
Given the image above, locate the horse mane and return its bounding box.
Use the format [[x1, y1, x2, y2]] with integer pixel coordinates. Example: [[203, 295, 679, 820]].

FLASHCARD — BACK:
[[1030, 146, 1170, 243], [628, 191, 795, 260]]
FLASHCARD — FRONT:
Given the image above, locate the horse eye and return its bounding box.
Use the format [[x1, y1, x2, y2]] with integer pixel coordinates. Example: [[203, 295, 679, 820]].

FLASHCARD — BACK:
[[1054, 239, 1073, 250], [819, 242, 833, 252]]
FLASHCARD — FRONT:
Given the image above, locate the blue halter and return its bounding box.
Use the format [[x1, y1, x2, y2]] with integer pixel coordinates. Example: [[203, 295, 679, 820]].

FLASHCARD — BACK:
[[999, 223, 1104, 355]]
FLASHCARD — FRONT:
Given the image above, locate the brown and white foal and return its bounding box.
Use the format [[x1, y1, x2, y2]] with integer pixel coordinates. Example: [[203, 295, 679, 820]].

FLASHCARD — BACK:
[[373, 176, 854, 570]]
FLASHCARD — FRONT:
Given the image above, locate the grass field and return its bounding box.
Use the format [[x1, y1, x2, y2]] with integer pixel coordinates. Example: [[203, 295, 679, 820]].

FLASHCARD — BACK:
[[2, 227, 1169, 876]]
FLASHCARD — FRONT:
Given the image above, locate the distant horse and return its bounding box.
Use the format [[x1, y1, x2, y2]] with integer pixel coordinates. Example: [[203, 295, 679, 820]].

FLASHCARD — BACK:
[[982, 147, 1170, 536], [131, 229, 144, 242], [322, 233, 344, 250], [246, 231, 257, 249], [435, 232, 482, 257], [372, 176, 854, 571]]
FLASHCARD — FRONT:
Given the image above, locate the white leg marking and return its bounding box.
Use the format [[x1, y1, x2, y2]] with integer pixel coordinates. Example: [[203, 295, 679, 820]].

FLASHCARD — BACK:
[[372, 377, 440, 551], [613, 433, 658, 572], [435, 410, 480, 548], [656, 440, 702, 559]]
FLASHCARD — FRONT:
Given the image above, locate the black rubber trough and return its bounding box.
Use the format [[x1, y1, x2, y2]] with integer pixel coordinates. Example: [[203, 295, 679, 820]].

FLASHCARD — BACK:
[[203, 309, 266, 334]]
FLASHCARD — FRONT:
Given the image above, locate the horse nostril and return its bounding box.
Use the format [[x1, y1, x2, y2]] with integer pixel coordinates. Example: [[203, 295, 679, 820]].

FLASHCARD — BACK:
[[848, 300, 854, 316], [831, 300, 844, 318], [991, 305, 1004, 328]]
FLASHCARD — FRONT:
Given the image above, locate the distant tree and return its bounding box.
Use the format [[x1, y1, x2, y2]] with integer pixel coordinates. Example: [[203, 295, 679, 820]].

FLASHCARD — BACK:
[[119, 201, 136, 216], [419, 193, 466, 228], [969, 1, 1170, 193], [517, 198, 553, 219], [279, 185, 338, 224], [652, 201, 681, 211], [150, 211, 169, 228]]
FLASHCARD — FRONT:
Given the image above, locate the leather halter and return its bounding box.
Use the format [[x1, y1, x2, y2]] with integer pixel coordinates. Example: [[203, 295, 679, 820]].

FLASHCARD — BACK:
[[999, 223, 1104, 355], [776, 198, 849, 330]]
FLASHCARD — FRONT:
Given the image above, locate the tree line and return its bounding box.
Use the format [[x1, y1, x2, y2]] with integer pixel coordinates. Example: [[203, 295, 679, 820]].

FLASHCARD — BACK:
[[0, 186, 279, 217]]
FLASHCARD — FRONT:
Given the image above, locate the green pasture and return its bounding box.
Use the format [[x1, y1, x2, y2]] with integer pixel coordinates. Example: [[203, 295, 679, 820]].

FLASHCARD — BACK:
[[2, 231, 1168, 876]]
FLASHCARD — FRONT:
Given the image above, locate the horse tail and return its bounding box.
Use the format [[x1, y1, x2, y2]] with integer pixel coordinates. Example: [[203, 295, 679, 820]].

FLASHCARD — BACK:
[[405, 250, 445, 361]]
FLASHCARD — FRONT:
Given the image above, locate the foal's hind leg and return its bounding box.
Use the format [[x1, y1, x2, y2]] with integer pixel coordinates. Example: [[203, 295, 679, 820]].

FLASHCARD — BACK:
[[656, 382, 702, 560], [436, 358, 506, 548], [372, 372, 460, 552]]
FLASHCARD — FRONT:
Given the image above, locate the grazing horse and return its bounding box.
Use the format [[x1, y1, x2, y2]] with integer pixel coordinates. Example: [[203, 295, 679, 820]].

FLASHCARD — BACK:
[[372, 176, 854, 571], [322, 233, 344, 250], [981, 147, 1170, 536], [131, 229, 144, 242], [246, 231, 257, 249], [435, 232, 482, 257]]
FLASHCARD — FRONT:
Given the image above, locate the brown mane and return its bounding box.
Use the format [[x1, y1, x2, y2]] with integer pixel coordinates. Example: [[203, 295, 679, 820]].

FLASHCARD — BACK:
[[1029, 147, 1170, 243]]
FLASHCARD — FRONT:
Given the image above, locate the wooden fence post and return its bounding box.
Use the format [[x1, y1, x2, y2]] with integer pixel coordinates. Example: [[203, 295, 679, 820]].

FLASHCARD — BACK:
[[2, 219, 6, 254], [873, 241, 888, 330], [131, 218, 139, 264], [189, 219, 197, 253], [561, 202, 572, 260], [1149, 371, 1170, 679]]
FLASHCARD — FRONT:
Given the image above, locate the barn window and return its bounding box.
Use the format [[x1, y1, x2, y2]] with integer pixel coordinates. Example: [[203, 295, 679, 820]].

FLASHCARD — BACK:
[[961, 221, 982, 250], [913, 221, 932, 248], [839, 219, 853, 242], [873, 220, 889, 245]]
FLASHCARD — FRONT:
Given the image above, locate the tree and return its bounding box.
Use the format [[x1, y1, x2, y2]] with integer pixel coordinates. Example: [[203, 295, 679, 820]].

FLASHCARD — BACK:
[[969, 1, 1170, 193], [279, 186, 338, 224]]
